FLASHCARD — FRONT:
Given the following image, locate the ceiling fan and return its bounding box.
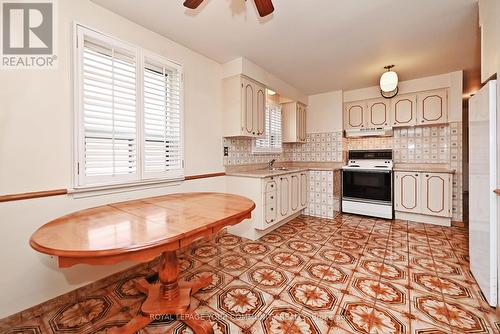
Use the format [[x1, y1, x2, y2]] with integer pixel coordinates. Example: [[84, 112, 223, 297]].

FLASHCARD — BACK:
[[183, 0, 274, 17]]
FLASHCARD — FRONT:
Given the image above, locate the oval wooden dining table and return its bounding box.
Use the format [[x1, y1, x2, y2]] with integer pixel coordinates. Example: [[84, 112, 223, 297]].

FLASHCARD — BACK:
[[30, 192, 255, 334]]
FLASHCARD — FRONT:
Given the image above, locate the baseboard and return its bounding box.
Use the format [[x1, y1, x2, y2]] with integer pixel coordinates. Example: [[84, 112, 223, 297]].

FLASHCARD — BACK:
[[395, 211, 451, 227]]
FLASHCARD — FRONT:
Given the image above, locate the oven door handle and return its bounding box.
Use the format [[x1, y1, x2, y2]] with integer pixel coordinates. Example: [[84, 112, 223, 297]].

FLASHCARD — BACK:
[[343, 169, 392, 173]]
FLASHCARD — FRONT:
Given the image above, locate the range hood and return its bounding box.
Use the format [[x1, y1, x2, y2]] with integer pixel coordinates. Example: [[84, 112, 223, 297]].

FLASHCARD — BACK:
[[345, 127, 393, 138]]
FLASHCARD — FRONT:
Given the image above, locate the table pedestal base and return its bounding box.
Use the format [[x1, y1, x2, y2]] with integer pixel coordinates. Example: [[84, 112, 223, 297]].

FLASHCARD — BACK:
[[110, 251, 214, 334]]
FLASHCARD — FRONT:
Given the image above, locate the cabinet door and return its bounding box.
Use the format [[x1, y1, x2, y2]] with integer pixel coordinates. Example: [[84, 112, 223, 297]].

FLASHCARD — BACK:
[[395, 172, 421, 213], [296, 105, 302, 142], [290, 174, 299, 212], [366, 99, 390, 127], [300, 172, 308, 208], [417, 89, 448, 126], [421, 173, 451, 217], [300, 105, 307, 141], [255, 85, 266, 136], [279, 176, 290, 217], [392, 94, 417, 127], [241, 78, 255, 135], [344, 101, 366, 130]]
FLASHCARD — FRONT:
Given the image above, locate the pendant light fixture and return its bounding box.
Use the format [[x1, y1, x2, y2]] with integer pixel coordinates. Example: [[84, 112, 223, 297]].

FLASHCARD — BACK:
[[380, 65, 398, 98]]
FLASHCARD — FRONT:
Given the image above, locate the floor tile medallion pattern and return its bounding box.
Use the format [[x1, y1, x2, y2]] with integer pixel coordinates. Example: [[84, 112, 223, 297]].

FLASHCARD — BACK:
[[3, 214, 498, 334]]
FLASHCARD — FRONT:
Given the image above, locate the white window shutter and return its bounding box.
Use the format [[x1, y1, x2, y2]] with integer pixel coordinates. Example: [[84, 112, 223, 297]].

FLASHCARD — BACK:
[[255, 104, 282, 153], [80, 35, 138, 185], [143, 57, 184, 179]]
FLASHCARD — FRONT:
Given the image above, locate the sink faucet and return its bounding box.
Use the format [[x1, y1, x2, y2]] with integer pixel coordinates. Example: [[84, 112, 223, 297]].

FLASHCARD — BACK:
[[268, 159, 276, 170]]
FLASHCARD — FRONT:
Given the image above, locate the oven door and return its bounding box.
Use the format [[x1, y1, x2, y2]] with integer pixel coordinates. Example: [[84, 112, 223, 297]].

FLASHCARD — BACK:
[[342, 169, 392, 204]]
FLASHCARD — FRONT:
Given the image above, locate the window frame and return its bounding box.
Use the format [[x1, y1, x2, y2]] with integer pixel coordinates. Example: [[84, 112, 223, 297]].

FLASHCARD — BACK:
[[253, 103, 283, 154], [73, 24, 184, 190]]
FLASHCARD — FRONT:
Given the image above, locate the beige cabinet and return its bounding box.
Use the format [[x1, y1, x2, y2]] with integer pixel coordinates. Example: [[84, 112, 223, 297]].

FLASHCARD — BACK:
[[279, 175, 290, 218], [421, 172, 451, 217], [226, 171, 308, 239], [395, 171, 452, 225], [344, 89, 448, 131], [392, 94, 417, 127], [223, 75, 266, 137], [264, 181, 278, 225], [366, 99, 391, 127], [344, 101, 366, 130], [344, 98, 390, 130], [282, 102, 307, 143], [300, 172, 308, 207], [394, 171, 420, 213], [416, 89, 448, 126]]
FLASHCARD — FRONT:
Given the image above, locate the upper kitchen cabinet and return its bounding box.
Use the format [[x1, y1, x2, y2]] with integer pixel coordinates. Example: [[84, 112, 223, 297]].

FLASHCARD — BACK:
[[391, 94, 417, 127], [366, 99, 391, 128], [416, 89, 448, 126], [282, 102, 307, 143], [344, 98, 390, 130], [223, 75, 266, 137], [344, 101, 366, 130]]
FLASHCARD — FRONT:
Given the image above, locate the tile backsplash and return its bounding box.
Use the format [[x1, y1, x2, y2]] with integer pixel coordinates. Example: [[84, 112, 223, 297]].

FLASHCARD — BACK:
[[223, 122, 463, 221]]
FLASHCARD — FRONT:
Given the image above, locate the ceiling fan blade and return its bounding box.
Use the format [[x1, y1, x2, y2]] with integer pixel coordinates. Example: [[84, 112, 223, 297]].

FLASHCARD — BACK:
[[254, 0, 274, 17], [183, 0, 204, 9]]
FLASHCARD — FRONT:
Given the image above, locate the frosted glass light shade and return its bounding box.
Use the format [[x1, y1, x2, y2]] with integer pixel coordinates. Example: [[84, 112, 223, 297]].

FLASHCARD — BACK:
[[380, 71, 398, 92]]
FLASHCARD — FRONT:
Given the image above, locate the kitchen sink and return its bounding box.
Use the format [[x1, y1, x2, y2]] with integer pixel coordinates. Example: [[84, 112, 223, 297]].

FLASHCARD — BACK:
[[269, 167, 288, 171]]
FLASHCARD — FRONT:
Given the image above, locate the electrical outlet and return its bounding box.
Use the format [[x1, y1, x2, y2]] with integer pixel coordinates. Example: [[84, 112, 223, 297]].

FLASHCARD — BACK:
[[223, 146, 229, 157]]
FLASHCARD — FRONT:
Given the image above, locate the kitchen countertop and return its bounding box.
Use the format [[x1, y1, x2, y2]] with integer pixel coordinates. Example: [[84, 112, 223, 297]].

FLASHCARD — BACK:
[[393, 163, 455, 174], [226, 167, 309, 178]]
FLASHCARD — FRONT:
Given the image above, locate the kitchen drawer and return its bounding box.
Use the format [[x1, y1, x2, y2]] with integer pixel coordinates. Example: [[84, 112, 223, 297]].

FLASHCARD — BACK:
[[265, 195, 278, 225], [264, 180, 277, 193], [265, 192, 277, 203]]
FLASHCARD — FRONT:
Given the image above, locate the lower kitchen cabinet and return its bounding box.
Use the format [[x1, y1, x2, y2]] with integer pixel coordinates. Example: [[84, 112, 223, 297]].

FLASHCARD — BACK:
[[226, 170, 308, 240], [394, 171, 452, 226]]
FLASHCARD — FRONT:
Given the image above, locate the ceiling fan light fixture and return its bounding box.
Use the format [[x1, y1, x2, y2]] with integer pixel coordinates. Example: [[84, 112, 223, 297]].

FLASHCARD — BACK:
[[380, 65, 398, 98]]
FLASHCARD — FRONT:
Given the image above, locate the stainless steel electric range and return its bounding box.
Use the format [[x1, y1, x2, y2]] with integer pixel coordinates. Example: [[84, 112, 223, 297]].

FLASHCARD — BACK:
[[342, 150, 394, 219]]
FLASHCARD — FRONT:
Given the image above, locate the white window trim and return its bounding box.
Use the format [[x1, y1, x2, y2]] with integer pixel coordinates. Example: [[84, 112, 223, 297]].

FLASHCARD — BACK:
[[72, 23, 184, 190], [253, 103, 283, 154]]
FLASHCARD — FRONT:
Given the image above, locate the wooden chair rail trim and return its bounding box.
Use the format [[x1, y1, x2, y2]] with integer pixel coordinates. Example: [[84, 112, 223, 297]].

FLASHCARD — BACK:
[[0, 189, 68, 203], [0, 172, 226, 203], [494, 189, 500, 195]]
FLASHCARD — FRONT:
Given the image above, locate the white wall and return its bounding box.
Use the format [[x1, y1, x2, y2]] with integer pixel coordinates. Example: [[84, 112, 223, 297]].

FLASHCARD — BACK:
[[222, 57, 308, 104], [0, 0, 226, 318], [307, 90, 343, 133], [343, 71, 464, 122], [478, 0, 498, 83]]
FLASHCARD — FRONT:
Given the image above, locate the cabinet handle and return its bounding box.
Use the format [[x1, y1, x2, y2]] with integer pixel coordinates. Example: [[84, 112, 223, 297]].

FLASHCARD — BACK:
[[415, 174, 418, 177], [253, 132, 256, 135], [271, 219, 274, 222], [425, 174, 429, 177], [394, 122, 396, 125], [421, 120, 424, 123], [271, 208, 274, 211], [271, 184, 274, 187], [271, 196, 274, 199]]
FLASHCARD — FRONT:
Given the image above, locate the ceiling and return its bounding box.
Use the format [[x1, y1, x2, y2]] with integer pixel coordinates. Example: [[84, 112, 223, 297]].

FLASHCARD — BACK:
[[91, 0, 480, 95]]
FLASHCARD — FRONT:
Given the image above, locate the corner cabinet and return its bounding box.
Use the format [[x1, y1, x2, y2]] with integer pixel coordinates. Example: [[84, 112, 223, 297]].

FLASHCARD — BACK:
[[282, 102, 307, 143], [223, 75, 266, 138], [394, 171, 452, 226], [226, 171, 309, 240]]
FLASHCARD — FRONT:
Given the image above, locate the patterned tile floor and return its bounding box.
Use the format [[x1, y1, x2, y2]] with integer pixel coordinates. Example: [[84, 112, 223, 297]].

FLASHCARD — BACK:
[[3, 214, 500, 334]]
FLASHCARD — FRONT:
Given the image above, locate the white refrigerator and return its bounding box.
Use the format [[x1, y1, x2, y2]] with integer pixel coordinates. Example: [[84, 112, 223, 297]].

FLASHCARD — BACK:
[[469, 80, 497, 306]]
